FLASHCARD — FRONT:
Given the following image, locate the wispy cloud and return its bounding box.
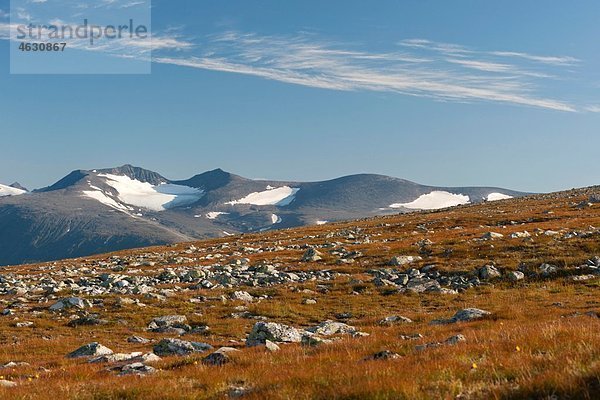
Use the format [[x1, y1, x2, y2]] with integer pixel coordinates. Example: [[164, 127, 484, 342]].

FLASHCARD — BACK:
[[489, 51, 580, 66], [154, 32, 578, 112], [585, 105, 600, 113], [0, 8, 590, 113]]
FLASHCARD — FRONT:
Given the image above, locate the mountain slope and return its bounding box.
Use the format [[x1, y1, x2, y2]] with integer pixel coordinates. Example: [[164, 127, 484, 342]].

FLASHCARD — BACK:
[[0, 165, 528, 265]]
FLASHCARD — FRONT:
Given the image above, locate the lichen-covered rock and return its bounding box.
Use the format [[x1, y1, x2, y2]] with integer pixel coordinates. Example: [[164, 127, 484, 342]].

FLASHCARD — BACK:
[[389, 256, 422, 266], [479, 265, 501, 280], [153, 338, 212, 356], [306, 320, 357, 336], [246, 322, 303, 346], [431, 308, 491, 325], [50, 297, 91, 312], [67, 342, 113, 359]]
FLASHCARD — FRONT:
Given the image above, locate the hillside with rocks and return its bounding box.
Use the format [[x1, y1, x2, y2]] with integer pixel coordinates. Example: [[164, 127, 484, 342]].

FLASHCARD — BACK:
[[0, 186, 598, 399]]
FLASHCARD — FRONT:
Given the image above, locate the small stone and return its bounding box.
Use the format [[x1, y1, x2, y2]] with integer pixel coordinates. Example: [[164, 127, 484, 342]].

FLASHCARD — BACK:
[[67, 315, 108, 327], [148, 315, 190, 334], [127, 336, 150, 344], [365, 350, 400, 361], [264, 340, 280, 352], [118, 362, 156, 376], [431, 308, 491, 325], [539, 263, 558, 277], [444, 334, 467, 345], [479, 265, 501, 280], [389, 256, 422, 266], [482, 232, 504, 240], [510, 231, 531, 239], [231, 291, 254, 303], [302, 248, 322, 262], [399, 333, 423, 340], [379, 315, 413, 325], [202, 347, 239, 366], [0, 361, 30, 369], [507, 271, 525, 281], [301, 334, 333, 346]]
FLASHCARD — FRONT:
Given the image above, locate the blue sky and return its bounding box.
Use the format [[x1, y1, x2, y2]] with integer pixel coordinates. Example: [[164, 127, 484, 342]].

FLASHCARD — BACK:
[[0, 0, 599, 192]]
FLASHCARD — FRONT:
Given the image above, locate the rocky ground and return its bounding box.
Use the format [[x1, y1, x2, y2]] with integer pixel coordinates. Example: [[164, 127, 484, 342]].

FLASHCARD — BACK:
[[0, 187, 599, 399]]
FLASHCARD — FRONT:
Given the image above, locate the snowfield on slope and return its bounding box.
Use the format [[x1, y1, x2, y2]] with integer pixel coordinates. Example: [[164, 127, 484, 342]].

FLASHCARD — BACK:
[[226, 186, 299, 206], [88, 174, 204, 211], [390, 191, 470, 210], [0, 184, 26, 197], [487, 192, 513, 201], [206, 211, 229, 220], [82, 189, 133, 213]]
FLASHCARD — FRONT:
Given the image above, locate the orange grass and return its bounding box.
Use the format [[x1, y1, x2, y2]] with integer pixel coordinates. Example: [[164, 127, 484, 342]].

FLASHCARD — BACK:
[[0, 188, 598, 399]]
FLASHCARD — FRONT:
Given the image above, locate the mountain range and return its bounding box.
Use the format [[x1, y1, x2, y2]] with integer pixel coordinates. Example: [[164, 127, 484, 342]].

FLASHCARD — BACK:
[[0, 165, 527, 265]]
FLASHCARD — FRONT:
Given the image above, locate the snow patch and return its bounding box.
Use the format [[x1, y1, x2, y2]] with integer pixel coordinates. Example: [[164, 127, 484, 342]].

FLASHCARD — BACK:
[[487, 192, 513, 201], [226, 186, 299, 206], [390, 191, 470, 210], [316, 220, 328, 225], [0, 184, 26, 197], [97, 174, 204, 211], [82, 190, 132, 212], [271, 214, 282, 224], [206, 211, 229, 220]]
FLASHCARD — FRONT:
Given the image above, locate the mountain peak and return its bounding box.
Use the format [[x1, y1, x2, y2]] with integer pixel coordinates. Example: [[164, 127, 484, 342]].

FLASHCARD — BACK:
[[96, 165, 167, 185], [9, 182, 28, 192], [175, 168, 241, 191]]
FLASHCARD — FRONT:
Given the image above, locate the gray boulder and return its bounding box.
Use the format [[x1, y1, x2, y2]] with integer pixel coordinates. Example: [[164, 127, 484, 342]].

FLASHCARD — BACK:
[[507, 271, 525, 281], [431, 308, 491, 325], [231, 291, 254, 303], [444, 334, 467, 345], [50, 297, 91, 312], [302, 248, 322, 262], [482, 232, 504, 240], [264, 340, 280, 352], [306, 320, 357, 336], [539, 263, 558, 277], [148, 315, 190, 334], [118, 362, 156, 376], [67, 342, 113, 358], [246, 322, 303, 346], [202, 347, 239, 366], [153, 338, 212, 356], [379, 315, 413, 325], [389, 256, 422, 266], [479, 265, 501, 280]]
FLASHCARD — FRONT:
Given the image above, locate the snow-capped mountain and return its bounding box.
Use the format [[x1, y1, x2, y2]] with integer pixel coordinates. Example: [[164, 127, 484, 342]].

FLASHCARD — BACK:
[[0, 165, 527, 265], [0, 183, 27, 197]]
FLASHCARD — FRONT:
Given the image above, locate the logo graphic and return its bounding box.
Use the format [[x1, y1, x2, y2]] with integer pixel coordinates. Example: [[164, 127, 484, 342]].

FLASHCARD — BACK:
[[10, 0, 152, 74]]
